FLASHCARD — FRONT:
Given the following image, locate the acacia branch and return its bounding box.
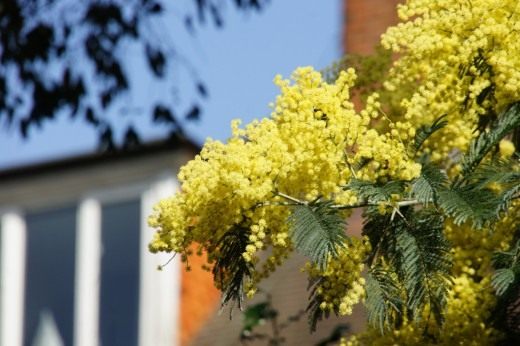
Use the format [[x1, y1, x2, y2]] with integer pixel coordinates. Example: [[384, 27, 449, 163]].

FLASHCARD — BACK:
[[275, 192, 308, 205], [330, 199, 422, 210]]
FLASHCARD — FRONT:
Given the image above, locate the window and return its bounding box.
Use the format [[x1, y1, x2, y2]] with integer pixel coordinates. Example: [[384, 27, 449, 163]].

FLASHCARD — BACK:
[[0, 175, 179, 346], [24, 205, 77, 346], [99, 199, 141, 346]]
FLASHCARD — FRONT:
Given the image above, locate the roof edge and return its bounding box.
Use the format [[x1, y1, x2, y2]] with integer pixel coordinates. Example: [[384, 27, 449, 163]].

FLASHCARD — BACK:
[[0, 138, 200, 182]]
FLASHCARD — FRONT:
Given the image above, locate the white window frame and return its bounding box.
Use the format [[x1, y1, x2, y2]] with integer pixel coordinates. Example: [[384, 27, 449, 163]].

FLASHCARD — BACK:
[[0, 210, 27, 346], [0, 173, 180, 346]]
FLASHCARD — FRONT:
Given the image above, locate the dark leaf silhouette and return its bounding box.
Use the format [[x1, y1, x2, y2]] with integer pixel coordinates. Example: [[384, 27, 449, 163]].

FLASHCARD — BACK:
[[146, 45, 166, 77], [85, 107, 100, 126], [197, 82, 209, 98], [99, 127, 115, 152], [153, 105, 177, 125], [0, 0, 270, 151], [123, 126, 141, 149], [185, 105, 201, 121]]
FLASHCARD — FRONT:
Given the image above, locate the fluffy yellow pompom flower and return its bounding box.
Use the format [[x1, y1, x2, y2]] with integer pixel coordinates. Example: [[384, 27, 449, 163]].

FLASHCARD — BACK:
[[148, 1, 520, 343], [381, 0, 520, 163], [499, 139, 516, 158], [303, 237, 371, 316], [149, 66, 419, 294], [345, 274, 502, 346]]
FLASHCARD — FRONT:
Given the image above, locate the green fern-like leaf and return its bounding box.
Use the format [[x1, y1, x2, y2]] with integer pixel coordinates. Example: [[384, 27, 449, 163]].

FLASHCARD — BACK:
[[347, 179, 405, 204], [497, 183, 520, 214], [212, 226, 253, 311], [461, 102, 520, 176], [491, 238, 520, 343], [437, 185, 499, 228], [392, 210, 451, 325], [395, 230, 429, 319], [492, 241, 520, 296], [492, 242, 520, 269], [471, 160, 520, 187], [364, 208, 451, 328], [365, 267, 403, 333], [469, 160, 520, 214], [411, 163, 447, 205], [241, 301, 277, 336], [289, 200, 348, 270], [493, 250, 515, 269], [414, 114, 448, 152], [492, 268, 516, 296], [306, 277, 329, 332]]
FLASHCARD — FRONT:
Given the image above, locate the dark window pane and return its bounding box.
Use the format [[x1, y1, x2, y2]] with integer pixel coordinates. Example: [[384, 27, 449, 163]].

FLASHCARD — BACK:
[[24, 205, 77, 346], [0, 221, 2, 344], [99, 199, 141, 346]]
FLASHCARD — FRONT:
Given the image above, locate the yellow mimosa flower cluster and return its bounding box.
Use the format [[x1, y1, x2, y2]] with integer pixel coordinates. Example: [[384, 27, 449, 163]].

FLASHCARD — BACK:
[[382, 0, 520, 161], [499, 139, 516, 158], [303, 237, 371, 316], [345, 274, 502, 346], [149, 66, 419, 294], [445, 202, 520, 279], [149, 0, 520, 343]]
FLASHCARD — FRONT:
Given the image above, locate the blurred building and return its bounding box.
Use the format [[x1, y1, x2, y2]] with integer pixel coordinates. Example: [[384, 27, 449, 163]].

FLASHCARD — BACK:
[[344, 0, 401, 55], [0, 140, 216, 346], [0, 1, 402, 345]]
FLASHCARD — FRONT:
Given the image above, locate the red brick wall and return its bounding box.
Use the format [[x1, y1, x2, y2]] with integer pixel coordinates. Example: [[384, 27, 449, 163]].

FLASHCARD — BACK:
[[180, 246, 220, 346], [344, 0, 402, 54]]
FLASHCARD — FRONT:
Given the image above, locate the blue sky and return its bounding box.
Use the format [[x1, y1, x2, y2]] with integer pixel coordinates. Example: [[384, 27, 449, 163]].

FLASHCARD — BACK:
[[0, 0, 341, 169]]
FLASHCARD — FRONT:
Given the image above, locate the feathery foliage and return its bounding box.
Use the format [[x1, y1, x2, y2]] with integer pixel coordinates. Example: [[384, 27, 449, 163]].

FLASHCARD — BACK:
[[492, 269, 516, 297], [471, 160, 520, 187], [437, 185, 499, 228], [212, 226, 253, 311], [492, 241, 520, 296], [364, 208, 451, 328], [306, 277, 328, 332], [289, 200, 348, 270], [470, 160, 520, 214], [365, 267, 403, 333], [491, 240, 520, 343], [346, 179, 406, 204], [241, 301, 277, 335], [413, 114, 448, 152], [497, 184, 520, 215], [393, 210, 451, 326], [148, 2, 520, 342], [461, 102, 520, 176], [411, 163, 447, 205]]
